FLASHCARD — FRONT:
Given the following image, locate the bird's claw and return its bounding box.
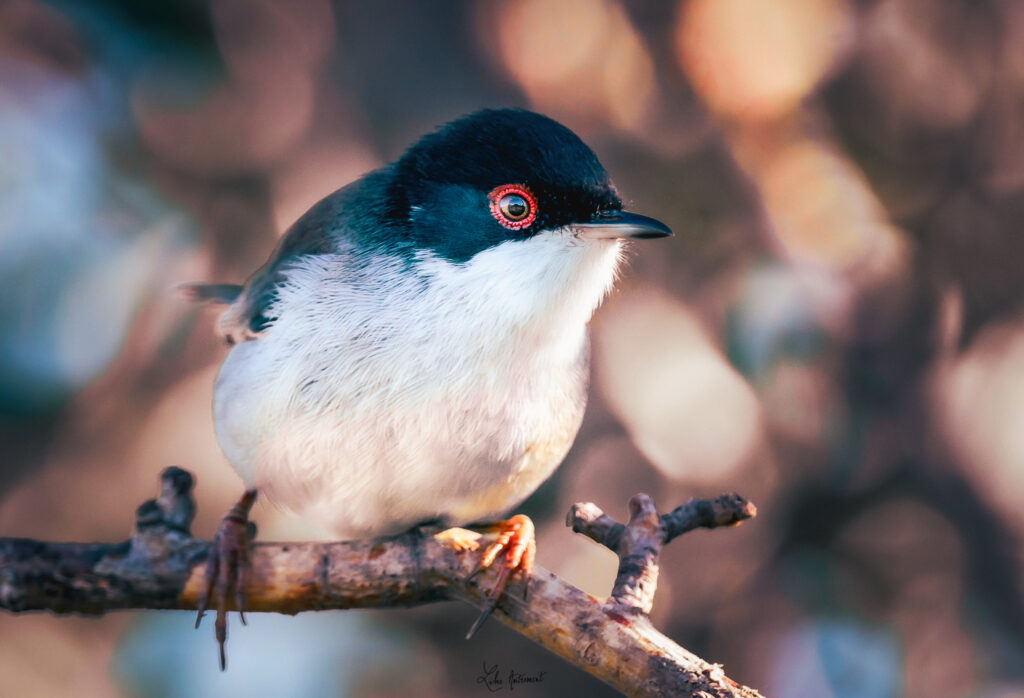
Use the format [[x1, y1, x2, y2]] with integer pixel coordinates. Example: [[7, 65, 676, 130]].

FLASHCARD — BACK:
[[195, 489, 257, 670], [465, 514, 536, 639]]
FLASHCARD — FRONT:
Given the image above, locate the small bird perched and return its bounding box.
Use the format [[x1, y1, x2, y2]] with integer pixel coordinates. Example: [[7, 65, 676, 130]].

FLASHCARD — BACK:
[[186, 108, 670, 667]]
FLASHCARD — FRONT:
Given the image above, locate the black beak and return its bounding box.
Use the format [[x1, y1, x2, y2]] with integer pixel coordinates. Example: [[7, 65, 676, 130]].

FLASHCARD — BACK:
[[573, 211, 673, 240]]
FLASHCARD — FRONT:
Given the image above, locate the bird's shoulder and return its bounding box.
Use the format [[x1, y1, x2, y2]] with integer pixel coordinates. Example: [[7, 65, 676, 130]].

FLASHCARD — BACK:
[[219, 167, 398, 344]]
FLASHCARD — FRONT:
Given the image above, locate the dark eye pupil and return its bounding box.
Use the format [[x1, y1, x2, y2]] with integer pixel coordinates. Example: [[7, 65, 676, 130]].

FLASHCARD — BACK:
[[501, 194, 529, 220]]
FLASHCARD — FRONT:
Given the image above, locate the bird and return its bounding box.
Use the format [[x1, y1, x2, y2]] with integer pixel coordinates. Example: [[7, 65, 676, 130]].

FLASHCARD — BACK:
[[184, 108, 671, 668]]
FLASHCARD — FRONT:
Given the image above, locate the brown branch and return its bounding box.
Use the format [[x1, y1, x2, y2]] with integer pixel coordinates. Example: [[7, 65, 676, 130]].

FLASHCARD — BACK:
[[569, 493, 758, 615], [0, 468, 762, 698]]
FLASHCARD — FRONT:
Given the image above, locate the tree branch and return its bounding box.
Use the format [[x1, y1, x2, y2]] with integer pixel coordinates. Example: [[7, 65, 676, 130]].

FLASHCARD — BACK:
[[0, 468, 762, 697], [569, 493, 758, 615]]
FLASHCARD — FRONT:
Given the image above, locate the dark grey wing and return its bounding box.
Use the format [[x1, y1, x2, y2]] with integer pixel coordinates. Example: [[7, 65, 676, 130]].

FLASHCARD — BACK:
[[218, 167, 396, 343]]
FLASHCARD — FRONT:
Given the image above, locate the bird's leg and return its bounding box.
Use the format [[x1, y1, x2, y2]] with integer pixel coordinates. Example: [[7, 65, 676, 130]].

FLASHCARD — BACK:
[[465, 514, 536, 639], [195, 488, 257, 670]]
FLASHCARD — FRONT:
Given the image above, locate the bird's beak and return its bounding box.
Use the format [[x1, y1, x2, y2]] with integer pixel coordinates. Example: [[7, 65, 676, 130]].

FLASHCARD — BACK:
[[573, 211, 673, 240]]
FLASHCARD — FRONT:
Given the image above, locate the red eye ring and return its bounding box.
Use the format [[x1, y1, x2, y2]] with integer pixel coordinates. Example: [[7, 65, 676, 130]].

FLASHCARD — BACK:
[[488, 184, 537, 230]]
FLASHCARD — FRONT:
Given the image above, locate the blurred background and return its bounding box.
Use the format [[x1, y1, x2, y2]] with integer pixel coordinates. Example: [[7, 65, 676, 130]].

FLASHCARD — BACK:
[[1, 0, 1023, 695]]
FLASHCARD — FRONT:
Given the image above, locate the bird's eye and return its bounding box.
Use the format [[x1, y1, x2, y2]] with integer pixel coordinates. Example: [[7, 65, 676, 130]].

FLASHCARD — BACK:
[[488, 184, 537, 230], [501, 194, 528, 220]]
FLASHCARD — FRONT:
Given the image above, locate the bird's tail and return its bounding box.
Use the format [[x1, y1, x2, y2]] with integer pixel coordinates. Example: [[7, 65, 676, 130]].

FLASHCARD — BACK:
[[178, 283, 244, 305]]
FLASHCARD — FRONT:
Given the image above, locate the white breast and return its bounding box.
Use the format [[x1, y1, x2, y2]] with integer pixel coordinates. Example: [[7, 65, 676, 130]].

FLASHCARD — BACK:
[[213, 231, 621, 538]]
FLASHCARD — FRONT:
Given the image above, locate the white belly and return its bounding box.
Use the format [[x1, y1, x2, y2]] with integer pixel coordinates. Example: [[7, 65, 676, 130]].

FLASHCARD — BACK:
[[213, 232, 619, 538], [215, 337, 588, 537]]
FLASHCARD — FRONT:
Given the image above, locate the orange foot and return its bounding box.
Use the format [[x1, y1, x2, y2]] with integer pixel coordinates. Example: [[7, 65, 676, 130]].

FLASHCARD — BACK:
[[195, 489, 257, 670], [435, 527, 482, 552], [465, 514, 536, 639]]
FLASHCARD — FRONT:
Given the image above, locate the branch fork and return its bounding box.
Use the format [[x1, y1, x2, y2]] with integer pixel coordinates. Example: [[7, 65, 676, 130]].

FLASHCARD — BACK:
[[568, 493, 757, 615]]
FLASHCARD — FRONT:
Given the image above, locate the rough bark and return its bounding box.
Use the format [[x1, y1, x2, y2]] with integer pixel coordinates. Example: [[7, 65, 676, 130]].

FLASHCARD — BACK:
[[0, 467, 762, 698]]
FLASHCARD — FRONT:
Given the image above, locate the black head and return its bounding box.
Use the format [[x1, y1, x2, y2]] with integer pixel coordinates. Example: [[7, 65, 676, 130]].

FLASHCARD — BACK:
[[387, 109, 639, 262]]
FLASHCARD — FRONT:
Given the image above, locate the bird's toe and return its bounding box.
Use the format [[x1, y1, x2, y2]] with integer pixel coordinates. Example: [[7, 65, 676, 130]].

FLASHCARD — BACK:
[[195, 489, 257, 670], [466, 514, 536, 639]]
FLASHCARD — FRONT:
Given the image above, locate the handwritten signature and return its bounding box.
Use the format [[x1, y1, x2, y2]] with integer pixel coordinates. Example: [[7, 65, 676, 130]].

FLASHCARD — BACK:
[[476, 661, 546, 692]]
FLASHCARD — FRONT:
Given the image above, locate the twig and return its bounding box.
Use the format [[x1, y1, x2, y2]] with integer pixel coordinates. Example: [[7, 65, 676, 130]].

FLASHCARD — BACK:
[[0, 468, 762, 697], [568, 493, 757, 615]]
